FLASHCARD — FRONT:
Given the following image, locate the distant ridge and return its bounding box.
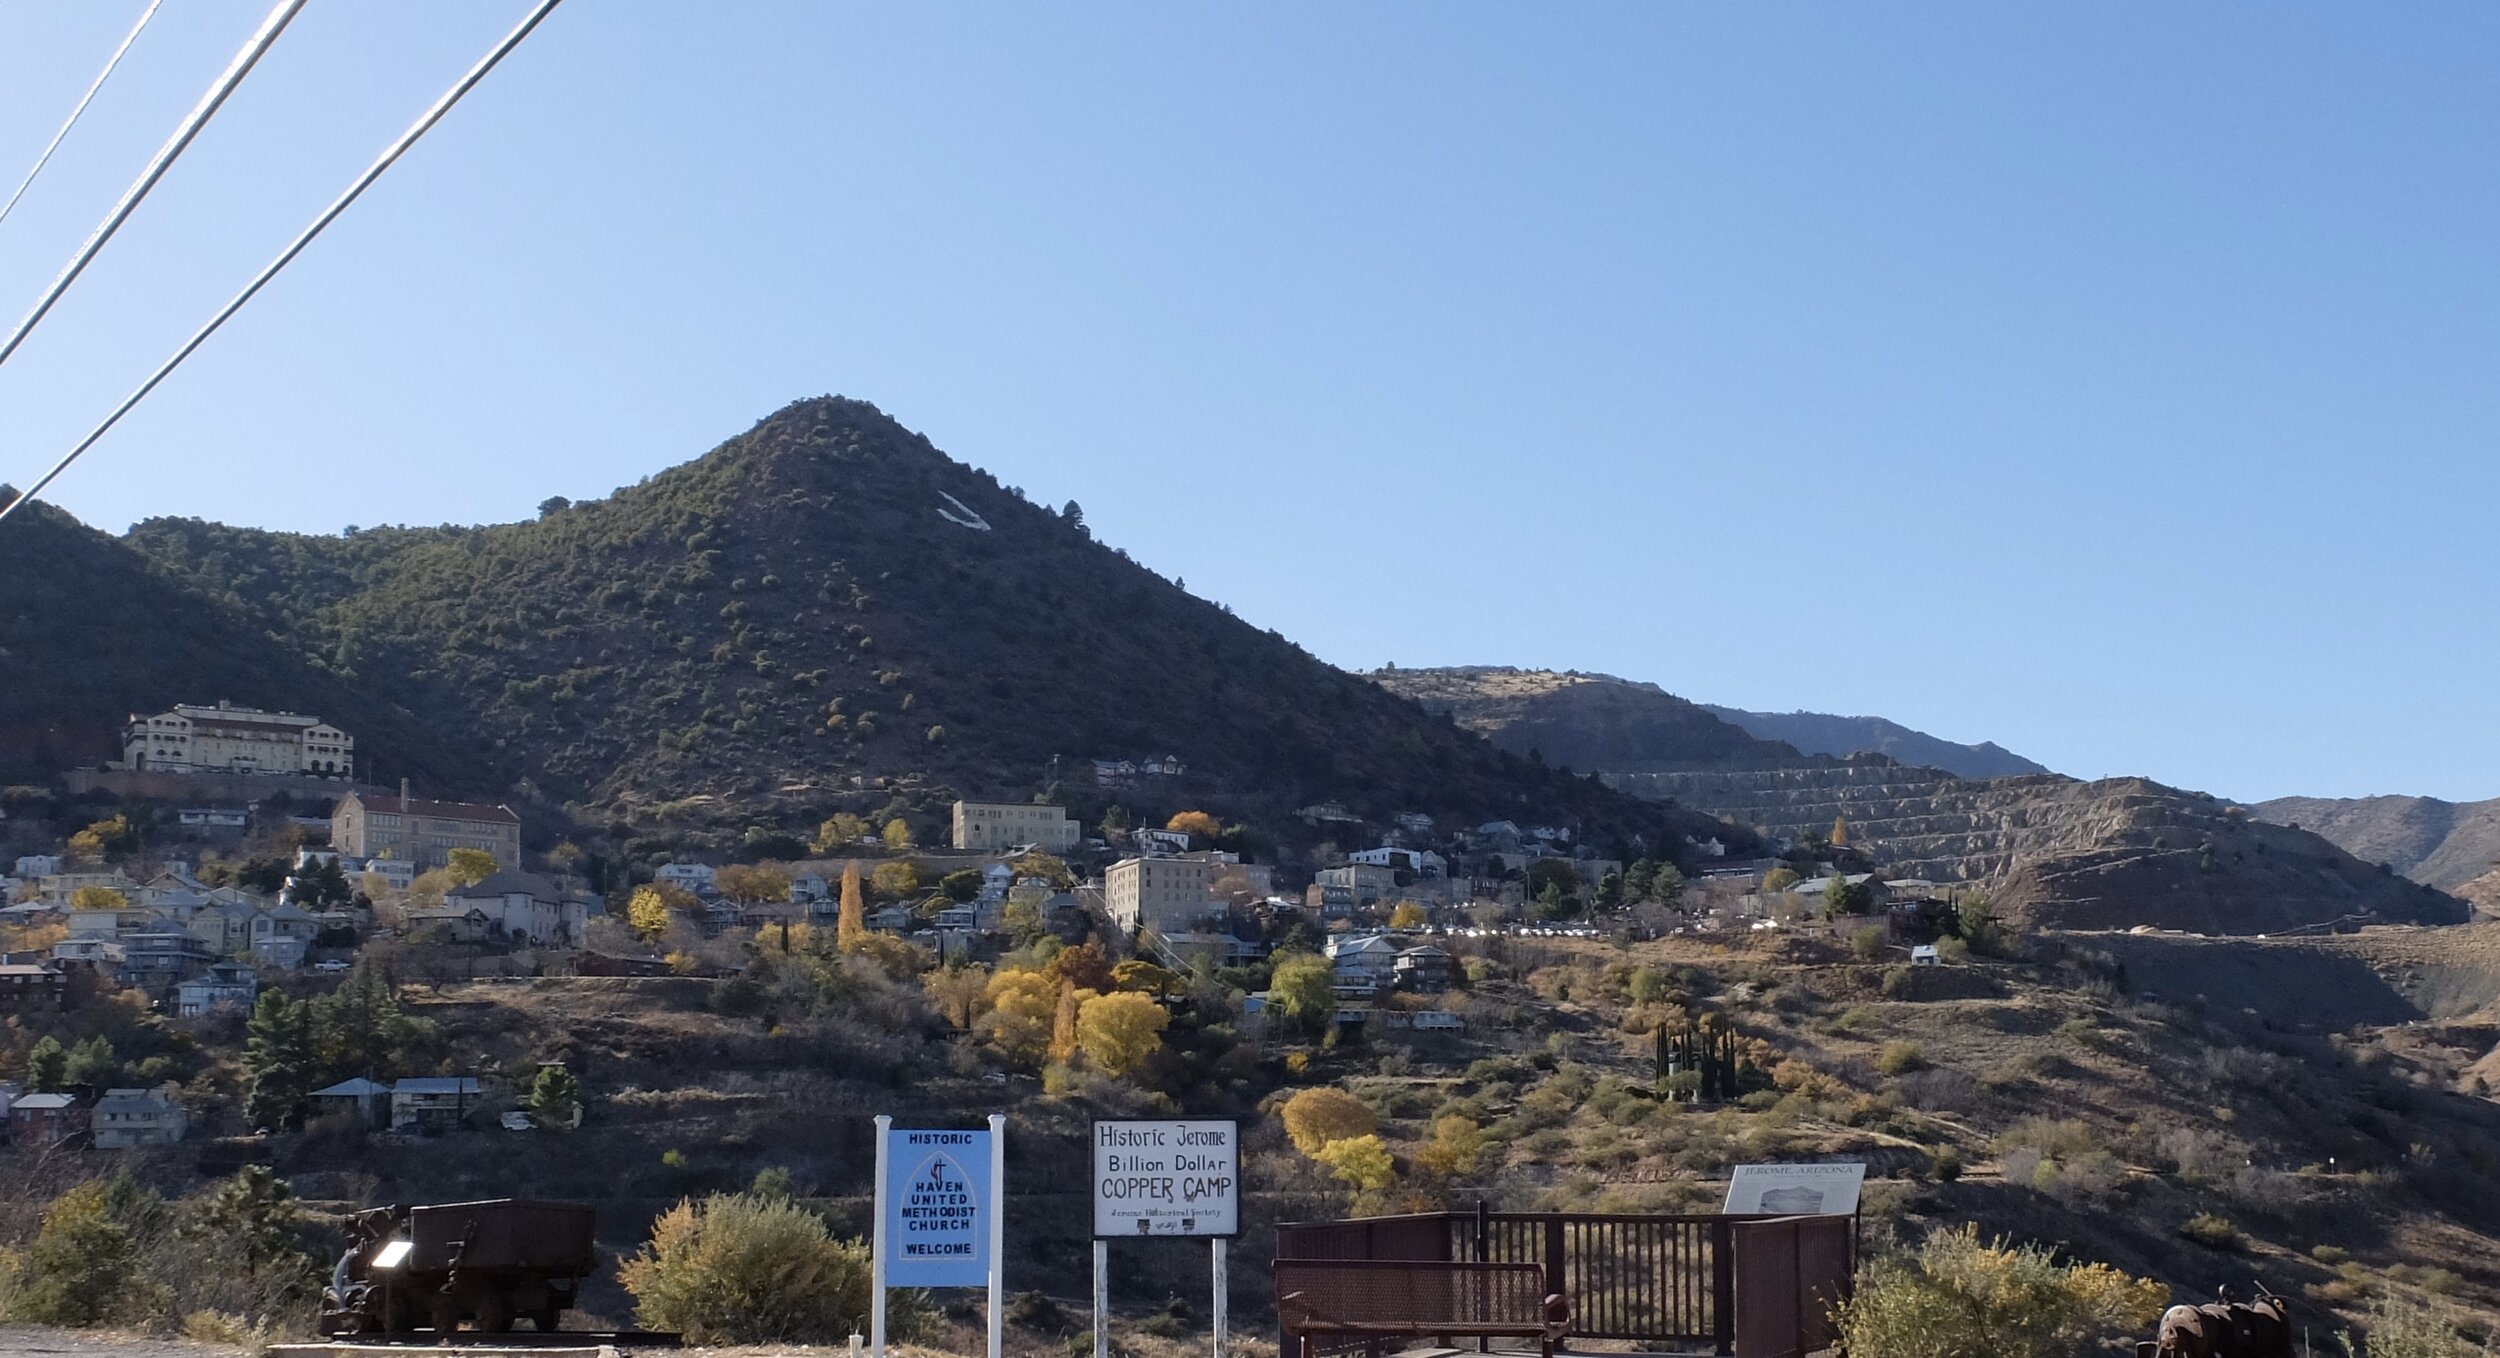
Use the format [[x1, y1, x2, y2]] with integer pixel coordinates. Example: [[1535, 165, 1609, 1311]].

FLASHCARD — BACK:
[[1698, 705, 2052, 781], [1370, 664, 2462, 933], [2253, 793, 2500, 891]]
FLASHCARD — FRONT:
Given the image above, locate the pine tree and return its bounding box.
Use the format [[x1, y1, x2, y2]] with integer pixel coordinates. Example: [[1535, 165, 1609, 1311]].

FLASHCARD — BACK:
[[836, 861, 865, 952], [243, 991, 316, 1131], [529, 1065, 582, 1129]]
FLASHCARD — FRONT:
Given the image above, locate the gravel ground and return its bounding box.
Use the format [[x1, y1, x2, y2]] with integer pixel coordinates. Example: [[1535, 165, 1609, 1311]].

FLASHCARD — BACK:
[[0, 1328, 242, 1358]]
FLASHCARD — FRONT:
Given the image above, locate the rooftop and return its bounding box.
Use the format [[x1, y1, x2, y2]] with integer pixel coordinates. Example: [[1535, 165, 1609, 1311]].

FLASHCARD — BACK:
[[347, 793, 519, 825]]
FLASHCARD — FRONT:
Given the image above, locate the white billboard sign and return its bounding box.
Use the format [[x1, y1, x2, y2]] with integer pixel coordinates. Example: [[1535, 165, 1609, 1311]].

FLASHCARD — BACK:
[[1723, 1161, 1865, 1216], [1092, 1118, 1239, 1238]]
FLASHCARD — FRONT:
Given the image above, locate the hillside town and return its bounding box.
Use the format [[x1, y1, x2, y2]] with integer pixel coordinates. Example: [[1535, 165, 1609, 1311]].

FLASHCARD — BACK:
[[0, 699, 1960, 1157]]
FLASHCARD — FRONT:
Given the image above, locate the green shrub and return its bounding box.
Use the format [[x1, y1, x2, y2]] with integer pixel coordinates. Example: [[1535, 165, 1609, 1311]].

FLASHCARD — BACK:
[[619, 1191, 893, 1343], [1930, 1147, 1963, 1182], [8, 1181, 139, 1326], [2311, 1244, 2351, 1266], [1875, 1041, 1926, 1076], [1850, 926, 1887, 960], [1835, 1225, 2167, 1358], [2179, 1213, 2243, 1252]]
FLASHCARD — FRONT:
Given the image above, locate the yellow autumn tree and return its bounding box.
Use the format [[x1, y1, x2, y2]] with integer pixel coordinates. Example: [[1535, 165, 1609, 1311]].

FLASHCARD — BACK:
[[1076, 991, 1169, 1077], [1280, 1087, 1377, 1155], [1831, 816, 1850, 847], [627, 886, 676, 941], [446, 847, 498, 887], [1415, 1116, 1488, 1178], [836, 862, 865, 952], [1165, 810, 1222, 840], [1315, 1134, 1397, 1191], [979, 968, 1056, 1065], [68, 885, 129, 913], [1388, 901, 1430, 930], [923, 964, 993, 1030]]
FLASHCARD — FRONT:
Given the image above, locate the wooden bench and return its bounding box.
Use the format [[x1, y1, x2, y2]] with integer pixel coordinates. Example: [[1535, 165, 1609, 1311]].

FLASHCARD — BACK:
[[1276, 1259, 1572, 1358]]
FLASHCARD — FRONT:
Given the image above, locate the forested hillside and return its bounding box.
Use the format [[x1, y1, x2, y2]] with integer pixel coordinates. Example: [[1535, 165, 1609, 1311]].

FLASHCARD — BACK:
[[0, 488, 475, 788], [115, 399, 1749, 857]]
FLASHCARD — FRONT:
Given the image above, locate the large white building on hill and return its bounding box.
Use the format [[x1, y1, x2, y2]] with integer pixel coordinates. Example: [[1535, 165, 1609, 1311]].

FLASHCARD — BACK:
[[123, 702, 353, 778]]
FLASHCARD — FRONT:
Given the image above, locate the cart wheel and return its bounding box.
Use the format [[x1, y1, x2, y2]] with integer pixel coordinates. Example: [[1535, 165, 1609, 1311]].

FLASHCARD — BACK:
[[532, 1307, 563, 1334], [475, 1292, 515, 1333], [427, 1292, 463, 1334]]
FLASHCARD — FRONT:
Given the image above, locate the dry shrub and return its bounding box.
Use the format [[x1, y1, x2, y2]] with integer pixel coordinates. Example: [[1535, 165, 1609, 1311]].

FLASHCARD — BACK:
[[2338, 1295, 2497, 1358], [1836, 1225, 2166, 1358], [1896, 1068, 1977, 1112], [2156, 1127, 2238, 1180]]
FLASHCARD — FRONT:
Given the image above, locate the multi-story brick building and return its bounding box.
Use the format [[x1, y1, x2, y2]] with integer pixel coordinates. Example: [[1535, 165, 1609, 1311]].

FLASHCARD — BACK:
[[331, 789, 521, 874]]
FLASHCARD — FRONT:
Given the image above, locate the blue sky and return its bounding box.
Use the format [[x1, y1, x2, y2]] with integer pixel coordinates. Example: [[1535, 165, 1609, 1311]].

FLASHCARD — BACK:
[[0, 3, 2493, 803]]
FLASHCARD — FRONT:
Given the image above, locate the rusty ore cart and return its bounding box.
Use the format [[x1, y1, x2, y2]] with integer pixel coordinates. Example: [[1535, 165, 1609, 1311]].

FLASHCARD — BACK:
[[321, 1198, 597, 1335]]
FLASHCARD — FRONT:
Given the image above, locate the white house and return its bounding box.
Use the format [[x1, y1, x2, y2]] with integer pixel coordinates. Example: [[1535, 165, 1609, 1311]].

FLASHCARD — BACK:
[[13, 856, 62, 880], [391, 1077, 482, 1132], [442, 869, 590, 946], [93, 1085, 187, 1148], [790, 873, 831, 905], [311, 1077, 392, 1125], [350, 857, 417, 893], [654, 863, 717, 895], [176, 962, 258, 1016], [1326, 933, 1402, 985], [1349, 846, 1449, 878]]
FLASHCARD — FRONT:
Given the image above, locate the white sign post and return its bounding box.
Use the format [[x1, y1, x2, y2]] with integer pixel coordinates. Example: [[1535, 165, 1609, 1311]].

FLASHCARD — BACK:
[[1722, 1161, 1866, 1216], [873, 1115, 1007, 1358], [1092, 1119, 1240, 1358]]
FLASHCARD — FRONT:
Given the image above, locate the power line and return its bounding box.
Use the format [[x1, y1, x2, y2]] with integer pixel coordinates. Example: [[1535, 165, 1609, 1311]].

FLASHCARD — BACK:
[[0, 0, 169, 234], [0, 0, 306, 378], [0, 0, 568, 529]]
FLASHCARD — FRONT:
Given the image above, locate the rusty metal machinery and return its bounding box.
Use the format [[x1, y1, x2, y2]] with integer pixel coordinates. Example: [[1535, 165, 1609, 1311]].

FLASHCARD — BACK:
[[320, 1198, 598, 1336]]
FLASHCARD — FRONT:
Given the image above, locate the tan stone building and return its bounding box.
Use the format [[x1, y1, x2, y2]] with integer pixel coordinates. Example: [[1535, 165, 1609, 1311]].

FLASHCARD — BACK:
[[951, 800, 1079, 853], [1103, 855, 1218, 934], [124, 702, 353, 777], [331, 790, 521, 873]]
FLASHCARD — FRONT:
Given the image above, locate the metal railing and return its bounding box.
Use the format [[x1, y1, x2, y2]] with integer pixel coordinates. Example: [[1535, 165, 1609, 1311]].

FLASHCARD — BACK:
[[1278, 1206, 1847, 1355]]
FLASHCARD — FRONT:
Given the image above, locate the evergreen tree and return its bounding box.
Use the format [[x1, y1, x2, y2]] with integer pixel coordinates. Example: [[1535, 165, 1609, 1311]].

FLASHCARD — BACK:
[[189, 1165, 317, 1300], [529, 1064, 582, 1129], [26, 1035, 67, 1092], [312, 960, 427, 1077], [63, 1035, 117, 1088], [1652, 863, 1686, 907], [243, 992, 316, 1130]]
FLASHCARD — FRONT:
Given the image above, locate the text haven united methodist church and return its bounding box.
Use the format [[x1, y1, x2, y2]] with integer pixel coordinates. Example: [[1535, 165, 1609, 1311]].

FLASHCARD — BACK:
[[901, 1136, 980, 1258]]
